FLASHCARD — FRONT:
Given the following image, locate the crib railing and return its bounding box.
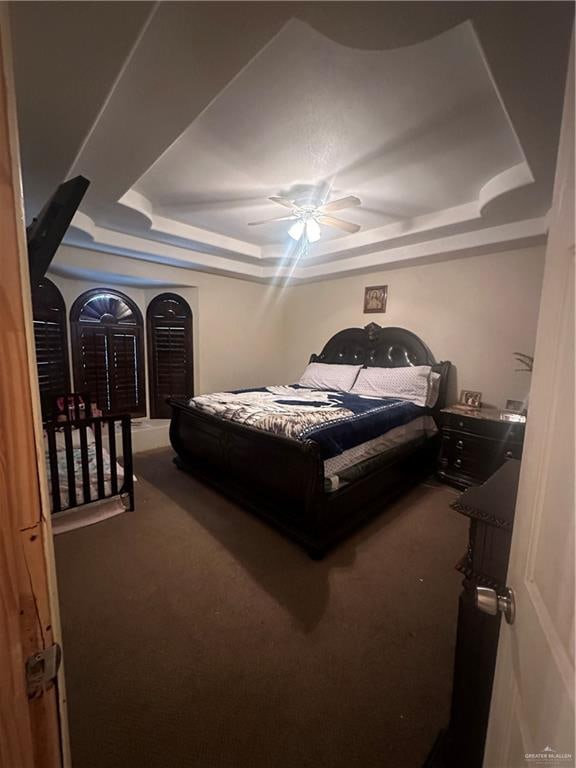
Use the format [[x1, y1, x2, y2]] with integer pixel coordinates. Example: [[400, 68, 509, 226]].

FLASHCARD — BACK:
[[44, 414, 134, 515]]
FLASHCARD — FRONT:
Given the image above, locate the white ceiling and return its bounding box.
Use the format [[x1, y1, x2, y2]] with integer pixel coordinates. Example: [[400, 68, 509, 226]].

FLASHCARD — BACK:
[[135, 20, 525, 246], [9, 2, 573, 283]]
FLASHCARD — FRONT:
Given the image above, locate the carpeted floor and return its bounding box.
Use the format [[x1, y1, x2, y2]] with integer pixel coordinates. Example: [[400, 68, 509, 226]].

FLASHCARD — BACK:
[[54, 447, 466, 768]]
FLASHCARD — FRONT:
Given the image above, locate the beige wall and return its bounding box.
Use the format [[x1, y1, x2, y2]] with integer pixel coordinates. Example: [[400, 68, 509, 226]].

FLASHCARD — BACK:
[[50, 244, 545, 413], [50, 246, 288, 411], [280, 246, 546, 409]]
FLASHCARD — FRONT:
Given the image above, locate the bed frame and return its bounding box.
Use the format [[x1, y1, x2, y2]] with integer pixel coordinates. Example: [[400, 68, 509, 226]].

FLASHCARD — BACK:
[[44, 393, 135, 515], [169, 324, 450, 557]]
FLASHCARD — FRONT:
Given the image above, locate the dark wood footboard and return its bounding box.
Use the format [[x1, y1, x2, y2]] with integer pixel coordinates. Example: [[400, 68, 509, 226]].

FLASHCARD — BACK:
[[169, 398, 438, 556], [169, 399, 326, 546]]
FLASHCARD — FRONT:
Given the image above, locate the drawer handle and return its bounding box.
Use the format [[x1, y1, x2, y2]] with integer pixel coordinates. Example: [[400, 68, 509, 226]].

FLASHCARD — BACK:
[[454, 458, 462, 468], [505, 450, 514, 459], [458, 420, 465, 428], [456, 440, 464, 450]]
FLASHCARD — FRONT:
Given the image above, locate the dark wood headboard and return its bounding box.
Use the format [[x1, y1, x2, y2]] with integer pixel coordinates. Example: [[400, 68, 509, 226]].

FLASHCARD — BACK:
[[310, 323, 434, 367], [309, 323, 450, 409]]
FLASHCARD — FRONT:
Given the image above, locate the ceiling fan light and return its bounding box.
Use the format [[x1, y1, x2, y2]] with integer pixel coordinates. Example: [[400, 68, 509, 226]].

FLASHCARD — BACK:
[[288, 219, 305, 241], [306, 218, 321, 243]]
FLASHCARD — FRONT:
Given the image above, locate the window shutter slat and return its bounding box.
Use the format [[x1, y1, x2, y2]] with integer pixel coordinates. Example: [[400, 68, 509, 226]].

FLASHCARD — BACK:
[[75, 328, 111, 413], [31, 279, 70, 418], [147, 294, 193, 419]]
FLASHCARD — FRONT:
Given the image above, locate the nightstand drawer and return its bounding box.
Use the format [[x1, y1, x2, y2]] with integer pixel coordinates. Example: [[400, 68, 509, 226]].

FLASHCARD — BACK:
[[442, 412, 525, 442], [444, 453, 486, 480], [493, 441, 523, 464], [440, 430, 492, 458], [441, 429, 522, 462], [439, 432, 492, 478]]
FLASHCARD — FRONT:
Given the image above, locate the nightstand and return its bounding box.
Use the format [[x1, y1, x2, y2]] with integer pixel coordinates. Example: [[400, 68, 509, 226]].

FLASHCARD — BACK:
[[437, 406, 525, 489]]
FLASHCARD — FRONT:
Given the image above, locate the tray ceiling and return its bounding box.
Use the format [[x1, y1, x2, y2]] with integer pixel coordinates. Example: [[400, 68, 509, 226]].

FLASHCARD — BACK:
[[10, 2, 572, 283]]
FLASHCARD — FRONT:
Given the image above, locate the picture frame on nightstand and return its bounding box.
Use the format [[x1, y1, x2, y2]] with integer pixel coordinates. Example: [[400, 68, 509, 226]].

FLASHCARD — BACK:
[[460, 389, 482, 408], [505, 398, 525, 414]]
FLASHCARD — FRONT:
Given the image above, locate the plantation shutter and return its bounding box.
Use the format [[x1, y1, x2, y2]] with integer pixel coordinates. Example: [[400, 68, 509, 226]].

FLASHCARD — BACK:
[[72, 326, 112, 412], [111, 329, 144, 414], [147, 293, 193, 418], [31, 278, 70, 418], [71, 290, 146, 417]]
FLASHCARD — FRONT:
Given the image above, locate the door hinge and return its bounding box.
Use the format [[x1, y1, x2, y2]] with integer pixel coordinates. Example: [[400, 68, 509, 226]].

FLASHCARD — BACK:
[[25, 643, 62, 699]]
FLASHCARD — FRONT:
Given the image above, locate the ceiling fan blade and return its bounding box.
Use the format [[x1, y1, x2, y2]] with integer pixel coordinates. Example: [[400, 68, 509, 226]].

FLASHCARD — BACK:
[[269, 196, 298, 211], [320, 195, 361, 213], [247, 215, 296, 226], [318, 215, 361, 234]]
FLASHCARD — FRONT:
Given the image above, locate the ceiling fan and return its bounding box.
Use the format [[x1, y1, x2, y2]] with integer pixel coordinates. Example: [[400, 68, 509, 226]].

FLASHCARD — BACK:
[[248, 194, 361, 243]]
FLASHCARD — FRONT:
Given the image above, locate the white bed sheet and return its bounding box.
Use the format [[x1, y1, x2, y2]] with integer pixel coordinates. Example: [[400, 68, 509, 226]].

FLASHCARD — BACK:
[[323, 415, 437, 489]]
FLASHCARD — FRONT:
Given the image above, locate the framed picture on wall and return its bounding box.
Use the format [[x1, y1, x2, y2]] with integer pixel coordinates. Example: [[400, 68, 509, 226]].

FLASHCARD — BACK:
[[364, 285, 388, 313]]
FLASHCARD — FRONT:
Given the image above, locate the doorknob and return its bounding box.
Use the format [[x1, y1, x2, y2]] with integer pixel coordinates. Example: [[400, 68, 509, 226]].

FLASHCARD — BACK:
[[475, 586, 516, 625]]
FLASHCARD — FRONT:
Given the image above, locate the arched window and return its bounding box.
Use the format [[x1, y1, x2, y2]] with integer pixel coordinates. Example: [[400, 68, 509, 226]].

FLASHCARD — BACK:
[[147, 293, 193, 418], [70, 289, 146, 417], [31, 277, 70, 418]]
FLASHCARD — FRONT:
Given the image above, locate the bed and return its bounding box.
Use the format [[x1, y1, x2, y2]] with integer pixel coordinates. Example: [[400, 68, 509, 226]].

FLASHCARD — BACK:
[[169, 324, 450, 557], [44, 393, 135, 515]]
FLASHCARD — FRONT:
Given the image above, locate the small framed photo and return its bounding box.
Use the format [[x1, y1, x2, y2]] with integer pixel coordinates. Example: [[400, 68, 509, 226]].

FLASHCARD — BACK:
[[505, 399, 525, 414], [460, 389, 482, 408], [364, 285, 388, 314]]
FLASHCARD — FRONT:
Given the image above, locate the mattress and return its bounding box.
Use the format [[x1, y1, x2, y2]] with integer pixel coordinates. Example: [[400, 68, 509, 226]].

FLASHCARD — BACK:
[[323, 415, 438, 491], [189, 385, 426, 460]]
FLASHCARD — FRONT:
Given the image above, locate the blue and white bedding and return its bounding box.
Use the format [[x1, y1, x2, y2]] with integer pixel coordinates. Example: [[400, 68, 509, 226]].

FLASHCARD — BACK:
[[189, 385, 430, 460]]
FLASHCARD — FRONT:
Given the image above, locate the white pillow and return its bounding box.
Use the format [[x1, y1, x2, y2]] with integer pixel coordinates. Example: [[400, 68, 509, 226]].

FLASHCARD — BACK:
[[426, 371, 441, 407], [298, 362, 362, 392], [350, 365, 433, 406]]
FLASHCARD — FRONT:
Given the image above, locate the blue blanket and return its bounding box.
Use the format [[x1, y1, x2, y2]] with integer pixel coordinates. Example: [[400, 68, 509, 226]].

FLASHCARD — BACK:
[[295, 392, 423, 458], [190, 385, 424, 459]]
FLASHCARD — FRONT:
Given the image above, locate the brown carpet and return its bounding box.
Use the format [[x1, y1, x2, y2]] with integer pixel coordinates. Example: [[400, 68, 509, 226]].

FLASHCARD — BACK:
[[54, 448, 466, 768]]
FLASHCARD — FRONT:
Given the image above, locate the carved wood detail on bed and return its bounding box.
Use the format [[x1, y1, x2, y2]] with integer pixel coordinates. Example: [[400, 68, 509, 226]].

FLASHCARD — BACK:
[[310, 323, 435, 367], [169, 324, 450, 557]]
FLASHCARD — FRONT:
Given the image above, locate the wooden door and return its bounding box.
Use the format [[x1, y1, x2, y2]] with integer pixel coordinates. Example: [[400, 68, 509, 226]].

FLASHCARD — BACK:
[[483, 33, 574, 768], [0, 7, 66, 767]]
